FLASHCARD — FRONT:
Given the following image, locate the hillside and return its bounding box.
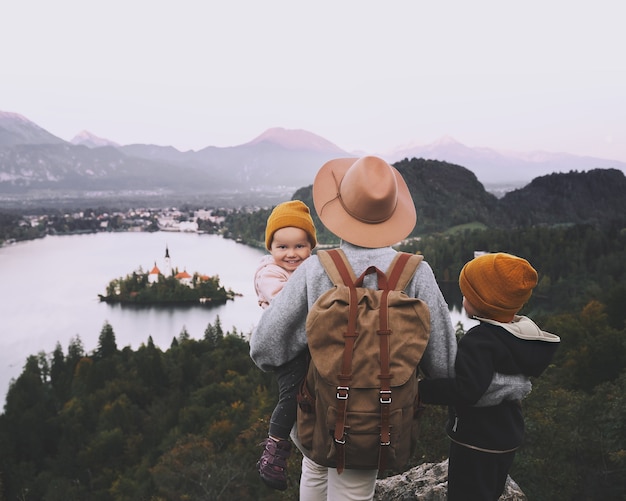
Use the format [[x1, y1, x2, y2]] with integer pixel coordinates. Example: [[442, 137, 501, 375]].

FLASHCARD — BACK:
[[497, 168, 626, 227], [394, 158, 500, 233], [394, 159, 626, 233]]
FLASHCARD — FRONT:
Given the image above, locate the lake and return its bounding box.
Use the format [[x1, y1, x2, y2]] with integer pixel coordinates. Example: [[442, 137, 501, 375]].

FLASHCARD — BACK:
[[0, 232, 475, 405]]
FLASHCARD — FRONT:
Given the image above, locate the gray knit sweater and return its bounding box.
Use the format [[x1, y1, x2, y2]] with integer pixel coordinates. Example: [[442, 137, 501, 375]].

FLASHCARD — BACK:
[[250, 242, 456, 379]]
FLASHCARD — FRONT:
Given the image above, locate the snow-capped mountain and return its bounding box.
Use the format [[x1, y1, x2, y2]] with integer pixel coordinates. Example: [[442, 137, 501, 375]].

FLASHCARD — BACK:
[[71, 130, 120, 148]]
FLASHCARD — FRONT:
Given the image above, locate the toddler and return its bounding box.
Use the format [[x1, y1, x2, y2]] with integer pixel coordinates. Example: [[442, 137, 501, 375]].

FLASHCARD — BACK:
[[253, 200, 317, 490]]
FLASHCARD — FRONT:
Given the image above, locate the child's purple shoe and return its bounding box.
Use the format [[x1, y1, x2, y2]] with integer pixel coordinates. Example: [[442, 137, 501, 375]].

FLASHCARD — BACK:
[[257, 437, 292, 491]]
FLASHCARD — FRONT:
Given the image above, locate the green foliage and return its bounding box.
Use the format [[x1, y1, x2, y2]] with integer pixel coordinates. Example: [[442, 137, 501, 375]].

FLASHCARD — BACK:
[[512, 303, 626, 500], [398, 223, 626, 316], [498, 168, 626, 227], [394, 157, 501, 235], [0, 319, 278, 500], [2, 298, 621, 500], [222, 207, 272, 248]]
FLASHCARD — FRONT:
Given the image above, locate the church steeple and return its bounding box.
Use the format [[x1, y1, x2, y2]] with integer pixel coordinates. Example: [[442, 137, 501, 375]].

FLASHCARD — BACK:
[[164, 245, 172, 277]]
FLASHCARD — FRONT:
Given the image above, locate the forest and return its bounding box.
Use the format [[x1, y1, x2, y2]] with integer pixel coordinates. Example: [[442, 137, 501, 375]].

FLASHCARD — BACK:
[[1, 160, 625, 499], [0, 222, 624, 500]]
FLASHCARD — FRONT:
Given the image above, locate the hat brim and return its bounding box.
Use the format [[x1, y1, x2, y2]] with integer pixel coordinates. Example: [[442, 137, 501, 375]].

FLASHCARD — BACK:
[[312, 158, 416, 248]]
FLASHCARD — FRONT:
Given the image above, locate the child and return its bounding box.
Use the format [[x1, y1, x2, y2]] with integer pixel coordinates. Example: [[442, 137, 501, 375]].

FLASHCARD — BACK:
[[419, 252, 560, 500], [253, 200, 317, 491]]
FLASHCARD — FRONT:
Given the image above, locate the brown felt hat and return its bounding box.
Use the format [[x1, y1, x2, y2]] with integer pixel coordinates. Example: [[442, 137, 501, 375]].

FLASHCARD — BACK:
[[312, 156, 416, 248], [459, 252, 538, 322], [265, 200, 317, 250]]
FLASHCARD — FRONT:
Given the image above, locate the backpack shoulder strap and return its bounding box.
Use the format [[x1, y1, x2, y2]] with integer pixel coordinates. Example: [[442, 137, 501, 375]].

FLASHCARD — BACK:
[[315, 248, 359, 473], [380, 252, 423, 472], [386, 252, 423, 291], [317, 249, 357, 286]]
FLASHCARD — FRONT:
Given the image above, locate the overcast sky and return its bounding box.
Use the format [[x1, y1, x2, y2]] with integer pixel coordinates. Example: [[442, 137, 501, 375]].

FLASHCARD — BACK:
[[2, 1, 625, 161]]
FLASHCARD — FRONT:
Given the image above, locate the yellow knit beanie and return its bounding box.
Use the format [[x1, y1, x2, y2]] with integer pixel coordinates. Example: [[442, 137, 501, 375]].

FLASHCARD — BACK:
[[265, 200, 317, 250], [459, 252, 538, 322]]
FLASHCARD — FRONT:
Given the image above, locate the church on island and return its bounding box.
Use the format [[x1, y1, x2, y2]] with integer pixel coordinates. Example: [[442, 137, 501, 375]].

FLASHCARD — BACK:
[[148, 245, 204, 287], [99, 245, 233, 306]]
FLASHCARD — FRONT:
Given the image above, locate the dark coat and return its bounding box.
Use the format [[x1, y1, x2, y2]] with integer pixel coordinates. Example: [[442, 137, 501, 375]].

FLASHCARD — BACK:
[[419, 316, 560, 452]]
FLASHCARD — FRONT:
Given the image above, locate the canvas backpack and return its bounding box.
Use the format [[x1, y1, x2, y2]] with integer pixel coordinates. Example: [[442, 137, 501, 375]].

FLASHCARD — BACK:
[[297, 249, 430, 473]]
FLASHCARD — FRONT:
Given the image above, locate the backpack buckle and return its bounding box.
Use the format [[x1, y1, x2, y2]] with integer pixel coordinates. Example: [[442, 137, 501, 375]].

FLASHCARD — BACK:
[[379, 390, 392, 404], [336, 386, 349, 400]]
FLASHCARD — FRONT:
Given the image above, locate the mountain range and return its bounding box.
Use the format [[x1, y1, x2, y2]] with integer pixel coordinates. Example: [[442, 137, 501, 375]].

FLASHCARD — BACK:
[[1, 110, 625, 206]]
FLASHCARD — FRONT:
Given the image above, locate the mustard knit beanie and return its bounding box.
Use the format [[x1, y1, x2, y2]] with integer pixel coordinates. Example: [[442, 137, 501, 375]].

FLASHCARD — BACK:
[[459, 252, 538, 322], [265, 200, 317, 250]]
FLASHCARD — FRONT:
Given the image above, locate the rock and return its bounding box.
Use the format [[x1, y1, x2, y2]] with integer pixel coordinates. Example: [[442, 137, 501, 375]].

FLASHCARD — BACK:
[[374, 460, 527, 500]]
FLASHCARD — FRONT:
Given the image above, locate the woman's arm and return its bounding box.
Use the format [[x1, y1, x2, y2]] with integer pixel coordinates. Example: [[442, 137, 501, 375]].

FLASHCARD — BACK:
[[250, 263, 310, 371]]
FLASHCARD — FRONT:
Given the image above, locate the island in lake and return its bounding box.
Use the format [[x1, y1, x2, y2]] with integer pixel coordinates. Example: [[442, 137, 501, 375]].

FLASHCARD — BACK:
[[98, 246, 237, 306]]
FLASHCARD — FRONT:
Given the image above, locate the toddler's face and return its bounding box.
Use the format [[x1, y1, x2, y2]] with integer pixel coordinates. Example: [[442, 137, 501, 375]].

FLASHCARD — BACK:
[[270, 227, 312, 272]]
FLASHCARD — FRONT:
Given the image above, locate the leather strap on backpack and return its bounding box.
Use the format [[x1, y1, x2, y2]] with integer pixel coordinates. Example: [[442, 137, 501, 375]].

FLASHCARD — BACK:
[[376, 252, 419, 471], [324, 249, 359, 474]]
